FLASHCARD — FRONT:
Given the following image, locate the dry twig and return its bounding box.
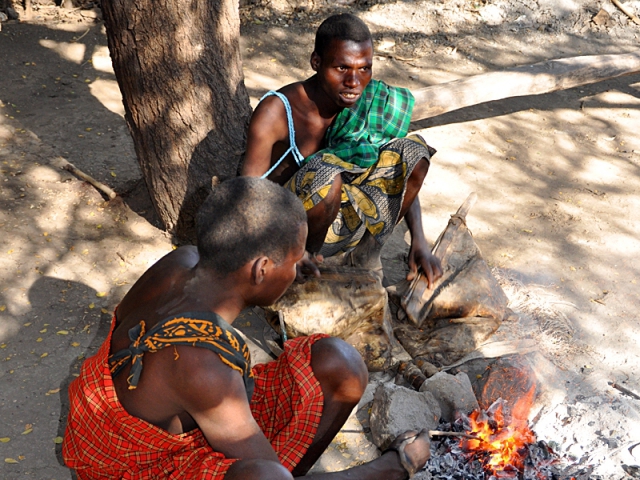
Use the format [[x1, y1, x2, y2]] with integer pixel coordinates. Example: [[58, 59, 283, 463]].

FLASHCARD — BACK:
[[71, 28, 91, 43], [52, 156, 117, 200], [611, 0, 640, 25]]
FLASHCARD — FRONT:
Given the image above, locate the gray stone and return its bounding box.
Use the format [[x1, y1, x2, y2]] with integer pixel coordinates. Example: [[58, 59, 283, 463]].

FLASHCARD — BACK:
[[6, 6, 19, 20], [537, 0, 580, 15], [370, 383, 441, 450], [479, 4, 504, 26], [603, 437, 619, 449], [412, 470, 433, 480], [419, 371, 479, 422], [357, 372, 395, 410]]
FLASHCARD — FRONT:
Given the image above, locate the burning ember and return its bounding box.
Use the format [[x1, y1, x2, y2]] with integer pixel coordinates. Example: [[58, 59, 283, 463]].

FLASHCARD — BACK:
[[460, 397, 536, 478]]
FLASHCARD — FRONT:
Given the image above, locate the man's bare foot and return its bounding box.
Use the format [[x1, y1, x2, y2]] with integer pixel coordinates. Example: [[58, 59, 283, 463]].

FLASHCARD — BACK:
[[346, 230, 383, 278]]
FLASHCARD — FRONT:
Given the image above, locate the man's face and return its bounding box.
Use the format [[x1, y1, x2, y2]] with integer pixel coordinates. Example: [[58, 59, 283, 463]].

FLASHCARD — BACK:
[[311, 38, 373, 108]]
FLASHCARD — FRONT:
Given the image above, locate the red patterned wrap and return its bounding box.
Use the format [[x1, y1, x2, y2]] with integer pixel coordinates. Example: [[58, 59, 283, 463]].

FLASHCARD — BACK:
[[62, 315, 328, 479]]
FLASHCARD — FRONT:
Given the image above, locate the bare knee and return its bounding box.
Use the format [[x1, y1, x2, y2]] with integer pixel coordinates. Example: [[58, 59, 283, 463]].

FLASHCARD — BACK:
[[305, 173, 343, 252], [225, 459, 293, 480], [407, 158, 430, 190], [308, 173, 342, 220], [311, 337, 368, 404]]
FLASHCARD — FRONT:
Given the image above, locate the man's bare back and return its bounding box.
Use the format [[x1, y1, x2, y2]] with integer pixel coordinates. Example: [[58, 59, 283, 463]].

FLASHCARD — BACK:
[[110, 246, 228, 435], [63, 176, 432, 479]]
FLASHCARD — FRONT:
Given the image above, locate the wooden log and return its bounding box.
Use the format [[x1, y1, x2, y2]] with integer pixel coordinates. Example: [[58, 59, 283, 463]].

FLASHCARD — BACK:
[[410, 51, 640, 121], [24, 0, 32, 19]]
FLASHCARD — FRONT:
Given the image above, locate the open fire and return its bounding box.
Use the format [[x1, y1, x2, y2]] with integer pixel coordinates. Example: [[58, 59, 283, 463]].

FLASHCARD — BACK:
[[424, 356, 595, 479], [460, 358, 538, 477]]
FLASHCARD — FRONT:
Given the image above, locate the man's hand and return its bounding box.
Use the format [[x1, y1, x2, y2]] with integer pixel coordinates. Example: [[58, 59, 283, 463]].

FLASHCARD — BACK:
[[385, 429, 431, 477], [406, 238, 442, 288], [296, 251, 323, 283]]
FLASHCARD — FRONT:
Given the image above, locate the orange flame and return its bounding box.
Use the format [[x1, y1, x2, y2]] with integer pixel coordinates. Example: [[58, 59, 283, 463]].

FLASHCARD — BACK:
[[461, 385, 537, 475]]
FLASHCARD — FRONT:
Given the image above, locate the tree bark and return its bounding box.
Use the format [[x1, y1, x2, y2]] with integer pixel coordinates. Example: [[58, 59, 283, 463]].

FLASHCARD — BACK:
[[101, 0, 252, 241]]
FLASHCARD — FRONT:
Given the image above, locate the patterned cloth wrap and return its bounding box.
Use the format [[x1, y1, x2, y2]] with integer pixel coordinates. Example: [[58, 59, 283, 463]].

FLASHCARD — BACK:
[[287, 134, 436, 258], [108, 312, 255, 399], [62, 312, 328, 479]]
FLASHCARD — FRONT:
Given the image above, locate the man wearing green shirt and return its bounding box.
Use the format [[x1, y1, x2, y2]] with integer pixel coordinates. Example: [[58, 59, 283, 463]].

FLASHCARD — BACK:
[[242, 13, 442, 288]]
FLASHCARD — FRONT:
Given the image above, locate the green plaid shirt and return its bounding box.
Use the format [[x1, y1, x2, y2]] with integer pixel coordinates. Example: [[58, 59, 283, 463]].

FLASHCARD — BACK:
[[305, 79, 415, 168]]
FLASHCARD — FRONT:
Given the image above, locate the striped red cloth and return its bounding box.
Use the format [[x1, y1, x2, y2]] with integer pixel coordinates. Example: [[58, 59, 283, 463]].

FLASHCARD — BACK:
[[63, 314, 327, 479]]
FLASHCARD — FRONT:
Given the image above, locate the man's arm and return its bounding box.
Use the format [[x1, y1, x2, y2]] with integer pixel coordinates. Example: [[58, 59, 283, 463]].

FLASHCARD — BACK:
[[404, 196, 442, 288], [172, 347, 280, 462], [242, 97, 323, 280], [172, 348, 430, 479], [242, 97, 289, 178]]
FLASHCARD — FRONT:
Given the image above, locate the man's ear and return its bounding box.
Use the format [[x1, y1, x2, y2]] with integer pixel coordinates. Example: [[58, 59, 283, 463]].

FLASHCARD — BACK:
[[310, 51, 321, 71], [251, 256, 270, 285]]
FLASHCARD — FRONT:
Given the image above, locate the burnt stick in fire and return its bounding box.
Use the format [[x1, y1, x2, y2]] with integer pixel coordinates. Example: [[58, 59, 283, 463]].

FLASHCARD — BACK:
[[428, 430, 479, 440], [609, 381, 640, 400]]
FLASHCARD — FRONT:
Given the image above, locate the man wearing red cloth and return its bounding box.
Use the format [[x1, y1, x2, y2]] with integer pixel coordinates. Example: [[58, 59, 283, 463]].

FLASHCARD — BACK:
[[62, 177, 430, 479]]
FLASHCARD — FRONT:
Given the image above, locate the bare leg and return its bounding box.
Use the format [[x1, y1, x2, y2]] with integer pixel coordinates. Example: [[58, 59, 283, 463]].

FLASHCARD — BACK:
[[291, 337, 368, 476], [226, 338, 429, 480], [348, 157, 430, 272], [305, 173, 342, 254]]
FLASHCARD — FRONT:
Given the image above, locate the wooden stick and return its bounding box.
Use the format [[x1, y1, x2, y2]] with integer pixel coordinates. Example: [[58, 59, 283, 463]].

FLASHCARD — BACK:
[[429, 430, 478, 440], [72, 28, 91, 43], [441, 339, 538, 372], [609, 381, 640, 400], [410, 51, 640, 121], [611, 0, 640, 25], [24, 0, 33, 19], [52, 156, 117, 200]]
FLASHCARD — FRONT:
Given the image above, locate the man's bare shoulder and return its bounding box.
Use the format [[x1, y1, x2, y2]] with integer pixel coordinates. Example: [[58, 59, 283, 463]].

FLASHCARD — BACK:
[[248, 93, 289, 140], [170, 341, 244, 395], [279, 82, 310, 102], [253, 83, 310, 117], [252, 85, 298, 117], [114, 246, 199, 329]]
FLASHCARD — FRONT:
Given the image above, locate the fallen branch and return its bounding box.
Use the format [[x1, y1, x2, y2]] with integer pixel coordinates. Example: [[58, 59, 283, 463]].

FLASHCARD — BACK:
[[52, 156, 117, 200], [609, 381, 640, 401], [611, 0, 640, 25], [410, 51, 640, 121]]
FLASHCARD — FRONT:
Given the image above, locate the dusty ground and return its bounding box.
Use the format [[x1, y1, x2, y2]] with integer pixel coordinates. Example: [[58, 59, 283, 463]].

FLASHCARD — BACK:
[[1, 0, 640, 478]]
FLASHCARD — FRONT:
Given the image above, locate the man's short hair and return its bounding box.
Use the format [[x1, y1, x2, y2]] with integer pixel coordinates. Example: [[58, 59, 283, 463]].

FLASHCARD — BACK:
[[196, 177, 307, 273], [314, 13, 372, 58]]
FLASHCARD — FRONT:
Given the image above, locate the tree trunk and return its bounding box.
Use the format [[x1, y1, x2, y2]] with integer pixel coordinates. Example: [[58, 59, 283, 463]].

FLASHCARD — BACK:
[[101, 0, 252, 241]]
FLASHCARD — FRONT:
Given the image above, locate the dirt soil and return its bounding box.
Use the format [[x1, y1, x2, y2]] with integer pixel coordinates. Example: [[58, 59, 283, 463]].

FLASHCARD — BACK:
[[1, 0, 640, 478]]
